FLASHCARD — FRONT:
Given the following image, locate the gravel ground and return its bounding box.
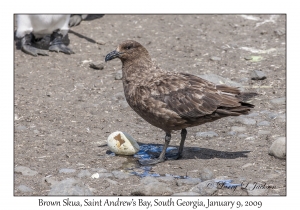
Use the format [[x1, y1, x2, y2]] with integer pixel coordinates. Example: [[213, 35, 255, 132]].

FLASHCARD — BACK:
[[14, 14, 286, 196]]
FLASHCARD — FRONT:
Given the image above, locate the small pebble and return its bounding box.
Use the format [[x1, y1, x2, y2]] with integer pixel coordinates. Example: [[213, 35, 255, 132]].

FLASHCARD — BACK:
[[104, 178, 118, 185], [251, 70, 267, 80], [18, 185, 33, 193], [244, 183, 268, 195], [258, 130, 271, 135], [48, 178, 93, 195], [115, 70, 123, 80], [236, 117, 256, 125], [269, 137, 286, 159], [231, 126, 247, 132], [267, 113, 278, 120], [189, 180, 218, 195], [16, 125, 27, 131], [274, 29, 285, 36], [96, 40, 106, 45], [270, 97, 286, 105], [59, 168, 76, 174], [156, 176, 175, 183], [196, 131, 218, 138], [112, 170, 131, 179], [15, 166, 38, 176], [257, 121, 271, 126], [245, 136, 255, 141], [91, 173, 100, 179], [241, 163, 253, 169], [97, 172, 114, 178], [200, 168, 214, 181], [210, 56, 221, 61], [135, 179, 172, 195], [227, 131, 236, 136], [244, 56, 252, 60], [177, 178, 202, 186], [77, 170, 91, 178], [238, 134, 248, 138], [89, 62, 104, 70], [247, 112, 260, 118]]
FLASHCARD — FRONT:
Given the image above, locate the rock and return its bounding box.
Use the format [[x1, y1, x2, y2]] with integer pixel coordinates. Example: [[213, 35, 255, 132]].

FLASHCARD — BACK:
[[17, 185, 33, 193], [274, 29, 285, 36], [156, 176, 175, 183], [59, 168, 76, 174], [91, 173, 100, 179], [77, 170, 91, 178], [134, 181, 173, 196], [107, 131, 140, 155], [247, 112, 260, 118], [238, 134, 248, 138], [94, 172, 113, 178], [115, 70, 123, 80], [236, 116, 256, 125], [267, 113, 278, 120], [239, 78, 249, 84], [16, 125, 27, 131], [277, 114, 286, 122], [198, 74, 244, 91], [173, 191, 201, 195], [269, 137, 286, 159], [189, 180, 218, 195], [251, 70, 267, 80], [89, 62, 104, 70], [196, 131, 218, 138], [177, 178, 202, 186], [33, 129, 40, 134], [96, 40, 106, 45], [231, 126, 247, 132], [245, 136, 255, 141], [48, 178, 93, 195], [258, 130, 271, 135], [200, 168, 214, 181], [140, 176, 159, 185], [15, 166, 38, 176], [112, 170, 131, 179], [270, 97, 286, 105], [244, 56, 252, 60], [210, 56, 221, 61], [104, 178, 118, 185], [241, 163, 253, 169], [244, 183, 268, 195], [257, 121, 271, 126], [227, 131, 236, 136]]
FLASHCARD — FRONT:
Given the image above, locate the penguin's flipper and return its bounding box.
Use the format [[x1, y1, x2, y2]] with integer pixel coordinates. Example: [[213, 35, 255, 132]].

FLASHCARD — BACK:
[[21, 34, 49, 56], [49, 31, 74, 54]]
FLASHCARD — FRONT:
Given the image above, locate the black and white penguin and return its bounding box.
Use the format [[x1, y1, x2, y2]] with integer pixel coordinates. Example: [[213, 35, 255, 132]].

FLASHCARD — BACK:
[[16, 15, 74, 56]]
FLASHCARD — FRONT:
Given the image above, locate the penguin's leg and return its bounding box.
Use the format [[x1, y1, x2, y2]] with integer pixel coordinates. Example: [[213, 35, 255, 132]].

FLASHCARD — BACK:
[[21, 33, 49, 56], [49, 30, 74, 54]]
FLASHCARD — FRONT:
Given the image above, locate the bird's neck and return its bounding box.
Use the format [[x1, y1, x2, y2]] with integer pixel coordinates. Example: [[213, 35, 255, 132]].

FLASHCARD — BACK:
[[121, 57, 155, 82]]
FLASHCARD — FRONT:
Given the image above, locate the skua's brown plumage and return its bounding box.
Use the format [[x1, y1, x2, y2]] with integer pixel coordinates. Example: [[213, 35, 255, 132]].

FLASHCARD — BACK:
[[105, 40, 256, 165]]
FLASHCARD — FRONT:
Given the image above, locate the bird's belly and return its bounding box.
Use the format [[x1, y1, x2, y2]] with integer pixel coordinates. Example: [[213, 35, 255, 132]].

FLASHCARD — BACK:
[[31, 15, 69, 36], [127, 99, 187, 132], [17, 15, 70, 38]]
